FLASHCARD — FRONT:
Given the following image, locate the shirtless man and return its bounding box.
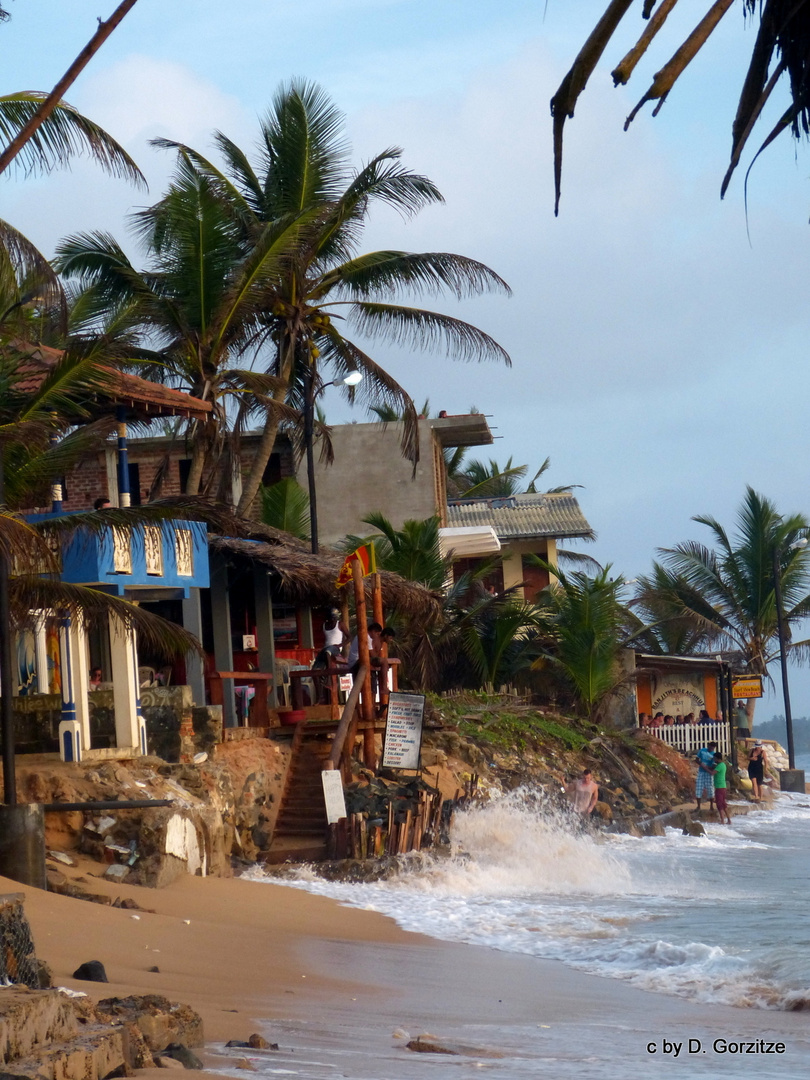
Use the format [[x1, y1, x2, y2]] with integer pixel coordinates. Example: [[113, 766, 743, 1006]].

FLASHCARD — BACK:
[[566, 769, 599, 816]]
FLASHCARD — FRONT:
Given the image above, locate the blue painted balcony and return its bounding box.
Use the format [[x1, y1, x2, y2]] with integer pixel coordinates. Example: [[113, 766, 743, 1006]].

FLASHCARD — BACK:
[[26, 515, 209, 597]]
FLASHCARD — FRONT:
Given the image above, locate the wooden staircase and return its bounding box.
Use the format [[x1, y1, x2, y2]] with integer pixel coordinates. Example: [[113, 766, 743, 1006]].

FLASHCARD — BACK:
[[266, 723, 337, 863]]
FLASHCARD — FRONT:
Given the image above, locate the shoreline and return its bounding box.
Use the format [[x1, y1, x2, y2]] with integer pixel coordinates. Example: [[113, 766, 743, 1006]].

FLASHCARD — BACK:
[[7, 848, 810, 1078]]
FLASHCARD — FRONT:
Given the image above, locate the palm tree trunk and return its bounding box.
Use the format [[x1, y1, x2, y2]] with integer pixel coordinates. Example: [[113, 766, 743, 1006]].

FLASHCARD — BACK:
[[237, 336, 296, 516], [184, 433, 207, 496], [0, 0, 140, 177]]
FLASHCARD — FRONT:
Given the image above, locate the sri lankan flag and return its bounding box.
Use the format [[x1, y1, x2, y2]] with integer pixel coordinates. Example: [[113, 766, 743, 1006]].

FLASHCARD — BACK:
[[335, 543, 376, 587]]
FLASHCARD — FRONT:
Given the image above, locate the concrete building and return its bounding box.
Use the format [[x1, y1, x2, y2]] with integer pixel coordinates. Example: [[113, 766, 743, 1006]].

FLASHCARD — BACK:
[[294, 413, 493, 546], [444, 492, 594, 601]]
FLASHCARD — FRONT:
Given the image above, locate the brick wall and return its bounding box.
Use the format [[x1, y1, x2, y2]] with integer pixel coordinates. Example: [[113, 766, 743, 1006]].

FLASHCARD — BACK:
[[54, 435, 295, 514]]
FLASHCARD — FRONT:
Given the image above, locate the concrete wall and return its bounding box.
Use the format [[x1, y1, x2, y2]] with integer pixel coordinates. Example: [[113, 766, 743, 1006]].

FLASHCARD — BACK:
[[297, 420, 443, 546]]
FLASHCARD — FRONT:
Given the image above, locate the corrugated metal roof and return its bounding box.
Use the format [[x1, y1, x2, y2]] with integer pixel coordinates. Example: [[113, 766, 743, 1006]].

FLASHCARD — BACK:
[[446, 492, 594, 541]]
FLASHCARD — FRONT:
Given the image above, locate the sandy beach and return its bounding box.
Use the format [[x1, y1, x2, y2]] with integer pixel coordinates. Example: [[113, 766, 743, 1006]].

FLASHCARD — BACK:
[[4, 856, 810, 1079]]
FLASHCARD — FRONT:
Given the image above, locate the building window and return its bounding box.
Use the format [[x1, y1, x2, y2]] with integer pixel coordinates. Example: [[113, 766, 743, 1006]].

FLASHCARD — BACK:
[[144, 526, 163, 575], [178, 458, 193, 494], [113, 527, 132, 574], [128, 463, 141, 505], [175, 528, 194, 576], [262, 453, 282, 486]]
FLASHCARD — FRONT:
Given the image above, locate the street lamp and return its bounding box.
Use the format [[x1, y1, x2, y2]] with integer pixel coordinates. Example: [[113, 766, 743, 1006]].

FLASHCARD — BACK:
[[304, 368, 363, 554], [772, 536, 807, 773]]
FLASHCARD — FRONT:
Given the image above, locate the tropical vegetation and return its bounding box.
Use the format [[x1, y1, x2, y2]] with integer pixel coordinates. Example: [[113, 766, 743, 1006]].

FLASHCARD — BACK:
[[631, 487, 810, 723], [57, 81, 512, 512]]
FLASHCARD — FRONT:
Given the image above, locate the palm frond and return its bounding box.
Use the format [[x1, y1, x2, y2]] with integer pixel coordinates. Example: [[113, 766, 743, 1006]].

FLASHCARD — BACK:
[[0, 92, 145, 185], [349, 302, 511, 365]]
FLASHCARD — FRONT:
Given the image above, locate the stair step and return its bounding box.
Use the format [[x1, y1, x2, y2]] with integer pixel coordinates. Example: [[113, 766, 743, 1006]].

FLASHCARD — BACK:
[[274, 829, 328, 838]]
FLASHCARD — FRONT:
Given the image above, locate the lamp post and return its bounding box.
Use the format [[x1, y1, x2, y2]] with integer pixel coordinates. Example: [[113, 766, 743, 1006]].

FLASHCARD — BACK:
[[772, 536, 807, 773], [304, 367, 363, 554]]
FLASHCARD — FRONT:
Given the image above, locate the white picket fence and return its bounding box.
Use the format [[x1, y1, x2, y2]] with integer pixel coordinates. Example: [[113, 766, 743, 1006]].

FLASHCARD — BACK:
[[644, 721, 731, 758]]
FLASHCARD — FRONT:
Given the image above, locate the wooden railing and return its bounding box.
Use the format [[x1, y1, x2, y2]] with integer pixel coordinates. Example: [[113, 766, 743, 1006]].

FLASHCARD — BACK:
[[326, 662, 368, 780]]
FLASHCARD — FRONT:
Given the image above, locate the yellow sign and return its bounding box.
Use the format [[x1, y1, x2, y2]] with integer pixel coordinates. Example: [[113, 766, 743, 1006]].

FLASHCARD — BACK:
[[731, 675, 763, 700]]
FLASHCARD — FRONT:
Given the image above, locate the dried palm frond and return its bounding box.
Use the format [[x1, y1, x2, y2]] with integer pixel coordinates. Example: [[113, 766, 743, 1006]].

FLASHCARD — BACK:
[[552, 1, 810, 213]]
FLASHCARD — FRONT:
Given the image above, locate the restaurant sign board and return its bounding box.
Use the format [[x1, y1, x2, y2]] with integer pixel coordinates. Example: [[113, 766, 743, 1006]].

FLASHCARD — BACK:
[[731, 675, 763, 700], [382, 692, 426, 770]]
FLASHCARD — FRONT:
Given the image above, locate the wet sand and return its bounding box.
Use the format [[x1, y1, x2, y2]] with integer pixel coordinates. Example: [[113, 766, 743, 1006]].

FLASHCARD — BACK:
[[5, 862, 810, 1078]]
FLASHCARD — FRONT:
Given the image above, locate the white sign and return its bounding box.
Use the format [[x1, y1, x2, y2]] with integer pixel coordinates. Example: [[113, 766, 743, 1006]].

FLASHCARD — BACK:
[[382, 692, 426, 770], [321, 769, 347, 824]]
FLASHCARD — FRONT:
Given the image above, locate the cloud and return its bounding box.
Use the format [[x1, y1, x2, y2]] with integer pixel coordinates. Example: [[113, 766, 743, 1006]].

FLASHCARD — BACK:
[[4, 57, 251, 259]]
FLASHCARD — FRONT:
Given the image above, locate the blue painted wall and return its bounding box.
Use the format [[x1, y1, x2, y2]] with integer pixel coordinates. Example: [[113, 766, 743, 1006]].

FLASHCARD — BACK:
[[26, 515, 209, 596]]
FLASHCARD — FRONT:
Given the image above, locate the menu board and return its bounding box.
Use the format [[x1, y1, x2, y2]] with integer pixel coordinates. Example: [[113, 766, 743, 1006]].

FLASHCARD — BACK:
[[321, 769, 347, 824], [381, 692, 426, 770]]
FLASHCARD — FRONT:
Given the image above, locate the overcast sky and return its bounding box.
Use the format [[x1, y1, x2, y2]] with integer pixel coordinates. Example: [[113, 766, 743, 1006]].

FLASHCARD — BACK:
[[5, 1, 810, 719]]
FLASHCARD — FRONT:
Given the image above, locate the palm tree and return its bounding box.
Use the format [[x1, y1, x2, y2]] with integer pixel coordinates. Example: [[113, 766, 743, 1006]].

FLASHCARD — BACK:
[[0, 344, 205, 657], [142, 81, 512, 515], [533, 563, 628, 718], [450, 455, 577, 499], [636, 487, 810, 725], [259, 477, 310, 542], [55, 158, 303, 497], [552, 2, 810, 214], [348, 512, 449, 590]]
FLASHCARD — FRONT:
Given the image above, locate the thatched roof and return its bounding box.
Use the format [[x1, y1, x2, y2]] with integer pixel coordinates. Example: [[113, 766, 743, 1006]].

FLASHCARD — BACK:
[[210, 524, 441, 621], [17, 343, 212, 423]]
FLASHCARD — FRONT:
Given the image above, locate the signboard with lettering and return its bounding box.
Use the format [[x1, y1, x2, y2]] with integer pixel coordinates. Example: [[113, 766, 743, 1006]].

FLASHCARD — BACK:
[[321, 769, 347, 824], [381, 692, 426, 770], [731, 675, 763, 700]]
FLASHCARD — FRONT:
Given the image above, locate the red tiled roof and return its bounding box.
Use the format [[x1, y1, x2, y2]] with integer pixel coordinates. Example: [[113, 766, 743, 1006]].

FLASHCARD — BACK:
[[14, 343, 212, 422]]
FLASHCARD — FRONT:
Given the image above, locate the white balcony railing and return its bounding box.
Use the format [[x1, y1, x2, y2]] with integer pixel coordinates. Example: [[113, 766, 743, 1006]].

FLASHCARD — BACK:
[[642, 721, 731, 758]]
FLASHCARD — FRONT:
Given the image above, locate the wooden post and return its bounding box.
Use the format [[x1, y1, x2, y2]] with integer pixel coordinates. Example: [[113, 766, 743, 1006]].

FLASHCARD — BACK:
[[352, 559, 374, 725], [372, 571, 384, 628]]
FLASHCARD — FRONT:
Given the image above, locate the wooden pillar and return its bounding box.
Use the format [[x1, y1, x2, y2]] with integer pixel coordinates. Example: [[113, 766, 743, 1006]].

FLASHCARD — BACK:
[[352, 559, 375, 768], [181, 588, 206, 706], [366, 572, 386, 764], [253, 565, 277, 707], [210, 552, 236, 727]]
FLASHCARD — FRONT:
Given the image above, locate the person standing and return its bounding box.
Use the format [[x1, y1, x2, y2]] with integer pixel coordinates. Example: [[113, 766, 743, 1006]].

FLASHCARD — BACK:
[[695, 741, 718, 812], [735, 700, 751, 740], [712, 752, 732, 825], [747, 741, 767, 801], [566, 769, 599, 817], [322, 608, 348, 657]]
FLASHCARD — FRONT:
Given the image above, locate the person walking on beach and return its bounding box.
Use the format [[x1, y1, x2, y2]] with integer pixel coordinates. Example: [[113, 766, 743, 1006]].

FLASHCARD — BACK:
[[566, 769, 599, 817], [747, 741, 768, 801], [712, 752, 732, 825], [695, 741, 718, 812]]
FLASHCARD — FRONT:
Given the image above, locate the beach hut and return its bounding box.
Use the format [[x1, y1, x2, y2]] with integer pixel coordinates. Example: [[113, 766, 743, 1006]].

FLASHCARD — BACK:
[[11, 344, 213, 763]]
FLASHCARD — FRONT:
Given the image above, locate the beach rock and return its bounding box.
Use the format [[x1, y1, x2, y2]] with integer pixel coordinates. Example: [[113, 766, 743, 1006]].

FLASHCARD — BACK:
[[72, 960, 109, 982], [155, 1055, 186, 1070], [592, 801, 612, 822], [683, 820, 705, 837], [638, 819, 665, 837], [406, 1038, 460, 1055], [234, 1058, 257, 1070], [225, 1040, 250, 1048], [247, 1033, 276, 1049], [96, 994, 204, 1051], [161, 1043, 203, 1069]]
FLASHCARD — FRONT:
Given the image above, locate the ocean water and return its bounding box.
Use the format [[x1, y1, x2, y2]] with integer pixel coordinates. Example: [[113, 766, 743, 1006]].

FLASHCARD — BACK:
[[219, 786, 810, 1079]]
